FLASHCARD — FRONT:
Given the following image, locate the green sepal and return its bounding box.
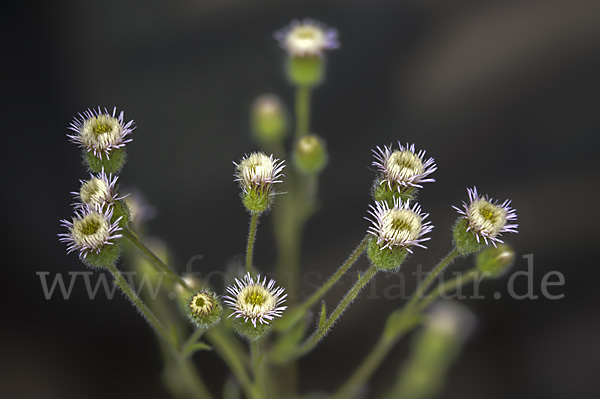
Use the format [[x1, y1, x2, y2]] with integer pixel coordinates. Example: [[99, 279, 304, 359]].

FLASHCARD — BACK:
[[232, 317, 272, 341], [81, 243, 120, 269], [452, 218, 488, 255], [366, 236, 409, 271], [286, 55, 324, 87], [242, 189, 270, 214], [84, 148, 127, 174], [372, 178, 419, 206]]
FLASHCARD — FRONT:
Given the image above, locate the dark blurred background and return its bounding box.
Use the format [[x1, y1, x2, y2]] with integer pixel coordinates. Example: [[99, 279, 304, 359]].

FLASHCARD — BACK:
[[4, 0, 600, 398]]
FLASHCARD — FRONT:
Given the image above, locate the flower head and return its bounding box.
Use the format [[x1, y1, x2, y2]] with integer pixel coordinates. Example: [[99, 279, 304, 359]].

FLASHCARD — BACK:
[[453, 187, 518, 246], [187, 290, 222, 328], [234, 152, 285, 213], [372, 142, 436, 190], [68, 107, 135, 159], [274, 18, 339, 57], [223, 273, 287, 328], [72, 169, 123, 208], [366, 198, 433, 253], [59, 204, 122, 259]]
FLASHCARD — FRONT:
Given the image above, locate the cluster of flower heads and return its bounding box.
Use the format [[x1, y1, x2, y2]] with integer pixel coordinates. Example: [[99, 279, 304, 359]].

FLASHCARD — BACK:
[[68, 107, 135, 160], [224, 273, 288, 328], [453, 187, 518, 246], [275, 18, 340, 57], [60, 108, 135, 262]]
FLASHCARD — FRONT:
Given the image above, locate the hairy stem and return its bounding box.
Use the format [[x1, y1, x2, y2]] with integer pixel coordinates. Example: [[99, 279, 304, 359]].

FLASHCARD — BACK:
[[286, 265, 378, 360], [122, 226, 190, 290], [107, 264, 175, 347], [206, 328, 257, 399], [251, 340, 265, 398], [246, 213, 260, 273], [300, 236, 368, 311]]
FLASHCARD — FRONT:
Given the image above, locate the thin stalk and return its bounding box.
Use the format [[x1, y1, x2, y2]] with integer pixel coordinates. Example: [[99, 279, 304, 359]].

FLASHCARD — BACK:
[[401, 248, 461, 318], [251, 340, 265, 398], [295, 85, 311, 138], [415, 268, 478, 313], [331, 248, 465, 398], [286, 265, 378, 361], [206, 328, 257, 399], [180, 327, 205, 358], [122, 226, 190, 290], [107, 264, 175, 347], [299, 236, 368, 311], [246, 213, 260, 273]]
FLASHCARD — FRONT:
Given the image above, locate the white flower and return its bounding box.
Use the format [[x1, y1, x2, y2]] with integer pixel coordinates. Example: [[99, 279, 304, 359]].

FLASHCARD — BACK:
[[68, 107, 135, 159], [223, 273, 287, 328], [453, 187, 518, 246], [234, 152, 285, 193], [59, 204, 122, 259], [372, 142, 436, 190], [72, 169, 123, 208], [189, 291, 216, 317], [366, 198, 433, 253], [274, 18, 340, 57]]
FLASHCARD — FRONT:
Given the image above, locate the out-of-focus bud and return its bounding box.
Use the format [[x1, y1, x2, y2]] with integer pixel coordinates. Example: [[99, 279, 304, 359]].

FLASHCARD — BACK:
[[476, 243, 515, 278], [251, 94, 288, 145], [293, 134, 328, 174]]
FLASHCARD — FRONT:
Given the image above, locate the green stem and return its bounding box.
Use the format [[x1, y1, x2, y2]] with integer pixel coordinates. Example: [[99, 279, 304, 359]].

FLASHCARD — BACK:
[[401, 248, 461, 318], [180, 327, 205, 357], [246, 213, 260, 273], [107, 264, 175, 347], [295, 85, 311, 138], [251, 340, 265, 398], [122, 226, 190, 290], [206, 328, 257, 399], [285, 265, 378, 361], [415, 268, 478, 314], [300, 236, 368, 311], [331, 248, 464, 398]]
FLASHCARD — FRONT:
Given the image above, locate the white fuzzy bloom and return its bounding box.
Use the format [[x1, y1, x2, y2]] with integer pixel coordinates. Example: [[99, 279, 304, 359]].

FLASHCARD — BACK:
[[72, 169, 123, 208], [59, 204, 122, 259], [366, 198, 433, 253], [223, 273, 287, 328], [372, 142, 437, 190], [453, 187, 518, 246], [68, 107, 135, 159], [234, 152, 285, 193], [274, 18, 340, 57]]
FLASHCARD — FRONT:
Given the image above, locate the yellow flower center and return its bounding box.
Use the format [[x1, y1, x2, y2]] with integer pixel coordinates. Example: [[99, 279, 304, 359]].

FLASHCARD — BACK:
[[386, 150, 424, 182]]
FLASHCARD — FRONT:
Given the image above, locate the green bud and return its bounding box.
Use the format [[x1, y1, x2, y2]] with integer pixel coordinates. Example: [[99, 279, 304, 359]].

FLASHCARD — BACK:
[[372, 177, 419, 206], [251, 94, 288, 145], [186, 290, 222, 329], [286, 55, 324, 87], [293, 134, 328, 174], [232, 317, 272, 341], [476, 243, 515, 278], [85, 148, 127, 174], [366, 236, 409, 271], [452, 218, 488, 255]]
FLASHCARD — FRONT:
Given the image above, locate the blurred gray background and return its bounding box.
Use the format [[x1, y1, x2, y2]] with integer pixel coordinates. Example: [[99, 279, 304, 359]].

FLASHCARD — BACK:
[[3, 0, 600, 398]]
